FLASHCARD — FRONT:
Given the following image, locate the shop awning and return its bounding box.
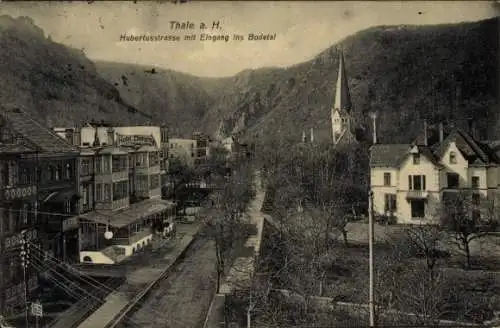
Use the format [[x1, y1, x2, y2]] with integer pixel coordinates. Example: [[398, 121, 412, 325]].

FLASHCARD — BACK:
[[78, 199, 175, 228]]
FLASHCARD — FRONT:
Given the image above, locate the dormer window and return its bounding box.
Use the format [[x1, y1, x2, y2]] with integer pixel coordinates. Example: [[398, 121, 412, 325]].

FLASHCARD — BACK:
[[449, 151, 457, 164], [412, 153, 420, 165]]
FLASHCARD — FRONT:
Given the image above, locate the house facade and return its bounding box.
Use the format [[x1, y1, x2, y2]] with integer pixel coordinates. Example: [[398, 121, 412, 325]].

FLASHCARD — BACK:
[[53, 124, 175, 264], [0, 107, 80, 316], [370, 124, 500, 224], [168, 138, 198, 167]]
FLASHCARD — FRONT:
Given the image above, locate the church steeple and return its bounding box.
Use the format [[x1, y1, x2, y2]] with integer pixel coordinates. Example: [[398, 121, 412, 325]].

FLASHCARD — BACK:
[[331, 48, 356, 145], [333, 49, 352, 114]]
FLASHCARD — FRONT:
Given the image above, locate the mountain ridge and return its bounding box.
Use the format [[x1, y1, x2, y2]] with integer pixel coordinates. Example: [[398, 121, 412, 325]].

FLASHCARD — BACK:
[[0, 15, 155, 128]]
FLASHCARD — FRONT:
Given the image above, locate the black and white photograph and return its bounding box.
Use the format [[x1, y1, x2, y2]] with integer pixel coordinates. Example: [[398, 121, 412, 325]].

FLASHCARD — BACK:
[[0, 1, 498, 327]]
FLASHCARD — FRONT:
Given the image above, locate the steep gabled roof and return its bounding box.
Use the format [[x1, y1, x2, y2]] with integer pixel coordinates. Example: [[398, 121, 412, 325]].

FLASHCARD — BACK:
[[433, 129, 497, 165], [369, 144, 409, 167], [0, 144, 36, 154], [1, 107, 78, 153], [335, 128, 359, 146], [370, 144, 442, 168], [372, 128, 500, 169], [483, 140, 500, 162]]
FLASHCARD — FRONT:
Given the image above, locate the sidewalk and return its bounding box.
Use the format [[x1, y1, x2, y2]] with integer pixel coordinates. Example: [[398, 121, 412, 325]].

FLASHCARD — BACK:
[[204, 170, 266, 328], [73, 222, 202, 328]]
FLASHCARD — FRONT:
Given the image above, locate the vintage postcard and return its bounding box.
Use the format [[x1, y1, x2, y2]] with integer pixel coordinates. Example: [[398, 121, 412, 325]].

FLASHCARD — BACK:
[[0, 1, 498, 327]]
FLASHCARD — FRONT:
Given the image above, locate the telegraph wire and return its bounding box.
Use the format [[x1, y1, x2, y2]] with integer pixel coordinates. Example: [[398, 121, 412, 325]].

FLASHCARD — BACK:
[[27, 252, 141, 328], [28, 252, 100, 302], [29, 261, 83, 301], [27, 241, 118, 294], [27, 240, 182, 322]]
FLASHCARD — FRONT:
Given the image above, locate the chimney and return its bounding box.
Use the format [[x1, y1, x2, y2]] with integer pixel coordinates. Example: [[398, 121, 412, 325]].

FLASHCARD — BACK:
[[369, 112, 378, 144], [72, 127, 81, 146], [107, 127, 115, 145], [439, 122, 444, 143], [92, 128, 100, 147], [468, 119, 479, 140], [468, 118, 473, 135], [310, 128, 314, 143], [423, 120, 428, 146], [65, 128, 74, 145]]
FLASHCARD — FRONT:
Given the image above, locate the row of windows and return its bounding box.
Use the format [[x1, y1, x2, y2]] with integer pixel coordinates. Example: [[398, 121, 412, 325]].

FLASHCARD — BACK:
[[385, 194, 481, 219], [413, 151, 458, 165], [149, 153, 159, 166], [333, 118, 349, 124], [382, 172, 481, 189], [113, 181, 128, 201], [1, 160, 75, 187], [112, 155, 128, 172], [81, 152, 165, 177], [80, 158, 94, 176]]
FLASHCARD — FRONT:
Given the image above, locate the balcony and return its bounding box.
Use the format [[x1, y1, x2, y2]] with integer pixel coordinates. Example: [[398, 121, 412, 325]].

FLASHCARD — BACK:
[[112, 171, 128, 182], [95, 197, 129, 211], [136, 165, 161, 175], [406, 190, 428, 200], [95, 170, 128, 183], [1, 185, 37, 201]]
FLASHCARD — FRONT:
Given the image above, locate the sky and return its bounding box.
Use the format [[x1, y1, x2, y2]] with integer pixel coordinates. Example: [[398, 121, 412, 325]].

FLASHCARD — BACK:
[[0, 1, 497, 77]]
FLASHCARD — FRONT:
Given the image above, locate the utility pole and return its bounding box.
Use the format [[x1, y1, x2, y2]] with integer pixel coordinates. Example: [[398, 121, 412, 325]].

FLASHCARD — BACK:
[[369, 112, 378, 145], [368, 190, 375, 327], [20, 229, 30, 328]]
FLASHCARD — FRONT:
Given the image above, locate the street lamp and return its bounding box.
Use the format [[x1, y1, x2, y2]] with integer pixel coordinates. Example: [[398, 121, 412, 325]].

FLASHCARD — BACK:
[[104, 219, 113, 240]]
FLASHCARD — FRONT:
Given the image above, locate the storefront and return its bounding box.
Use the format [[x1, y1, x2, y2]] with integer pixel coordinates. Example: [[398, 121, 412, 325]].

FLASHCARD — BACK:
[[79, 199, 176, 263]]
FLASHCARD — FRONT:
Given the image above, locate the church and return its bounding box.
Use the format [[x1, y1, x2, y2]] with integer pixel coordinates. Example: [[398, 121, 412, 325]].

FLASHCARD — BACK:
[[330, 49, 364, 146], [300, 48, 366, 146]]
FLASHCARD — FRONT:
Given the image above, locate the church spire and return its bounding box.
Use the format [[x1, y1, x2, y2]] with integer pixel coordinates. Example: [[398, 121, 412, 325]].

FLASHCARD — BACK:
[[333, 48, 352, 114], [331, 47, 357, 146]]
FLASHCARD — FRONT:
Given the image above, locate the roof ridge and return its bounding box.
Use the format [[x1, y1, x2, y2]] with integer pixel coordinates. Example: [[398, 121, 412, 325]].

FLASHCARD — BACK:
[[2, 107, 78, 152], [1, 109, 41, 151], [456, 129, 489, 162]]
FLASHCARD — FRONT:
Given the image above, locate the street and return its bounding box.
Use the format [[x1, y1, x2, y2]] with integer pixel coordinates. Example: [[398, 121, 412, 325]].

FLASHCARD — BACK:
[[118, 235, 217, 328]]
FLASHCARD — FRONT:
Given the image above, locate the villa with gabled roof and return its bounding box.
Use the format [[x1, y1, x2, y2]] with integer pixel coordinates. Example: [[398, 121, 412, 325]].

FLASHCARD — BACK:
[[369, 122, 500, 224]]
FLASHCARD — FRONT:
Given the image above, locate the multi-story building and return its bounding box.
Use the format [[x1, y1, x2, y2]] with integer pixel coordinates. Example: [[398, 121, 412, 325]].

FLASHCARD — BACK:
[[192, 132, 211, 165], [168, 138, 198, 167], [370, 122, 500, 224], [53, 124, 175, 264], [0, 107, 80, 316]]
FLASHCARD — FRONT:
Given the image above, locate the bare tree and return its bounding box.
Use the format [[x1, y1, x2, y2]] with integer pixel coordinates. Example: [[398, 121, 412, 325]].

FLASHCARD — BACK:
[[440, 190, 500, 268], [202, 161, 255, 293], [373, 242, 447, 326], [389, 224, 447, 275]]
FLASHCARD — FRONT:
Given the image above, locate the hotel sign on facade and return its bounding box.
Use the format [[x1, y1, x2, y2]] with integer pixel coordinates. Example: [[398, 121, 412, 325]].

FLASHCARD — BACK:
[[117, 134, 156, 147]]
